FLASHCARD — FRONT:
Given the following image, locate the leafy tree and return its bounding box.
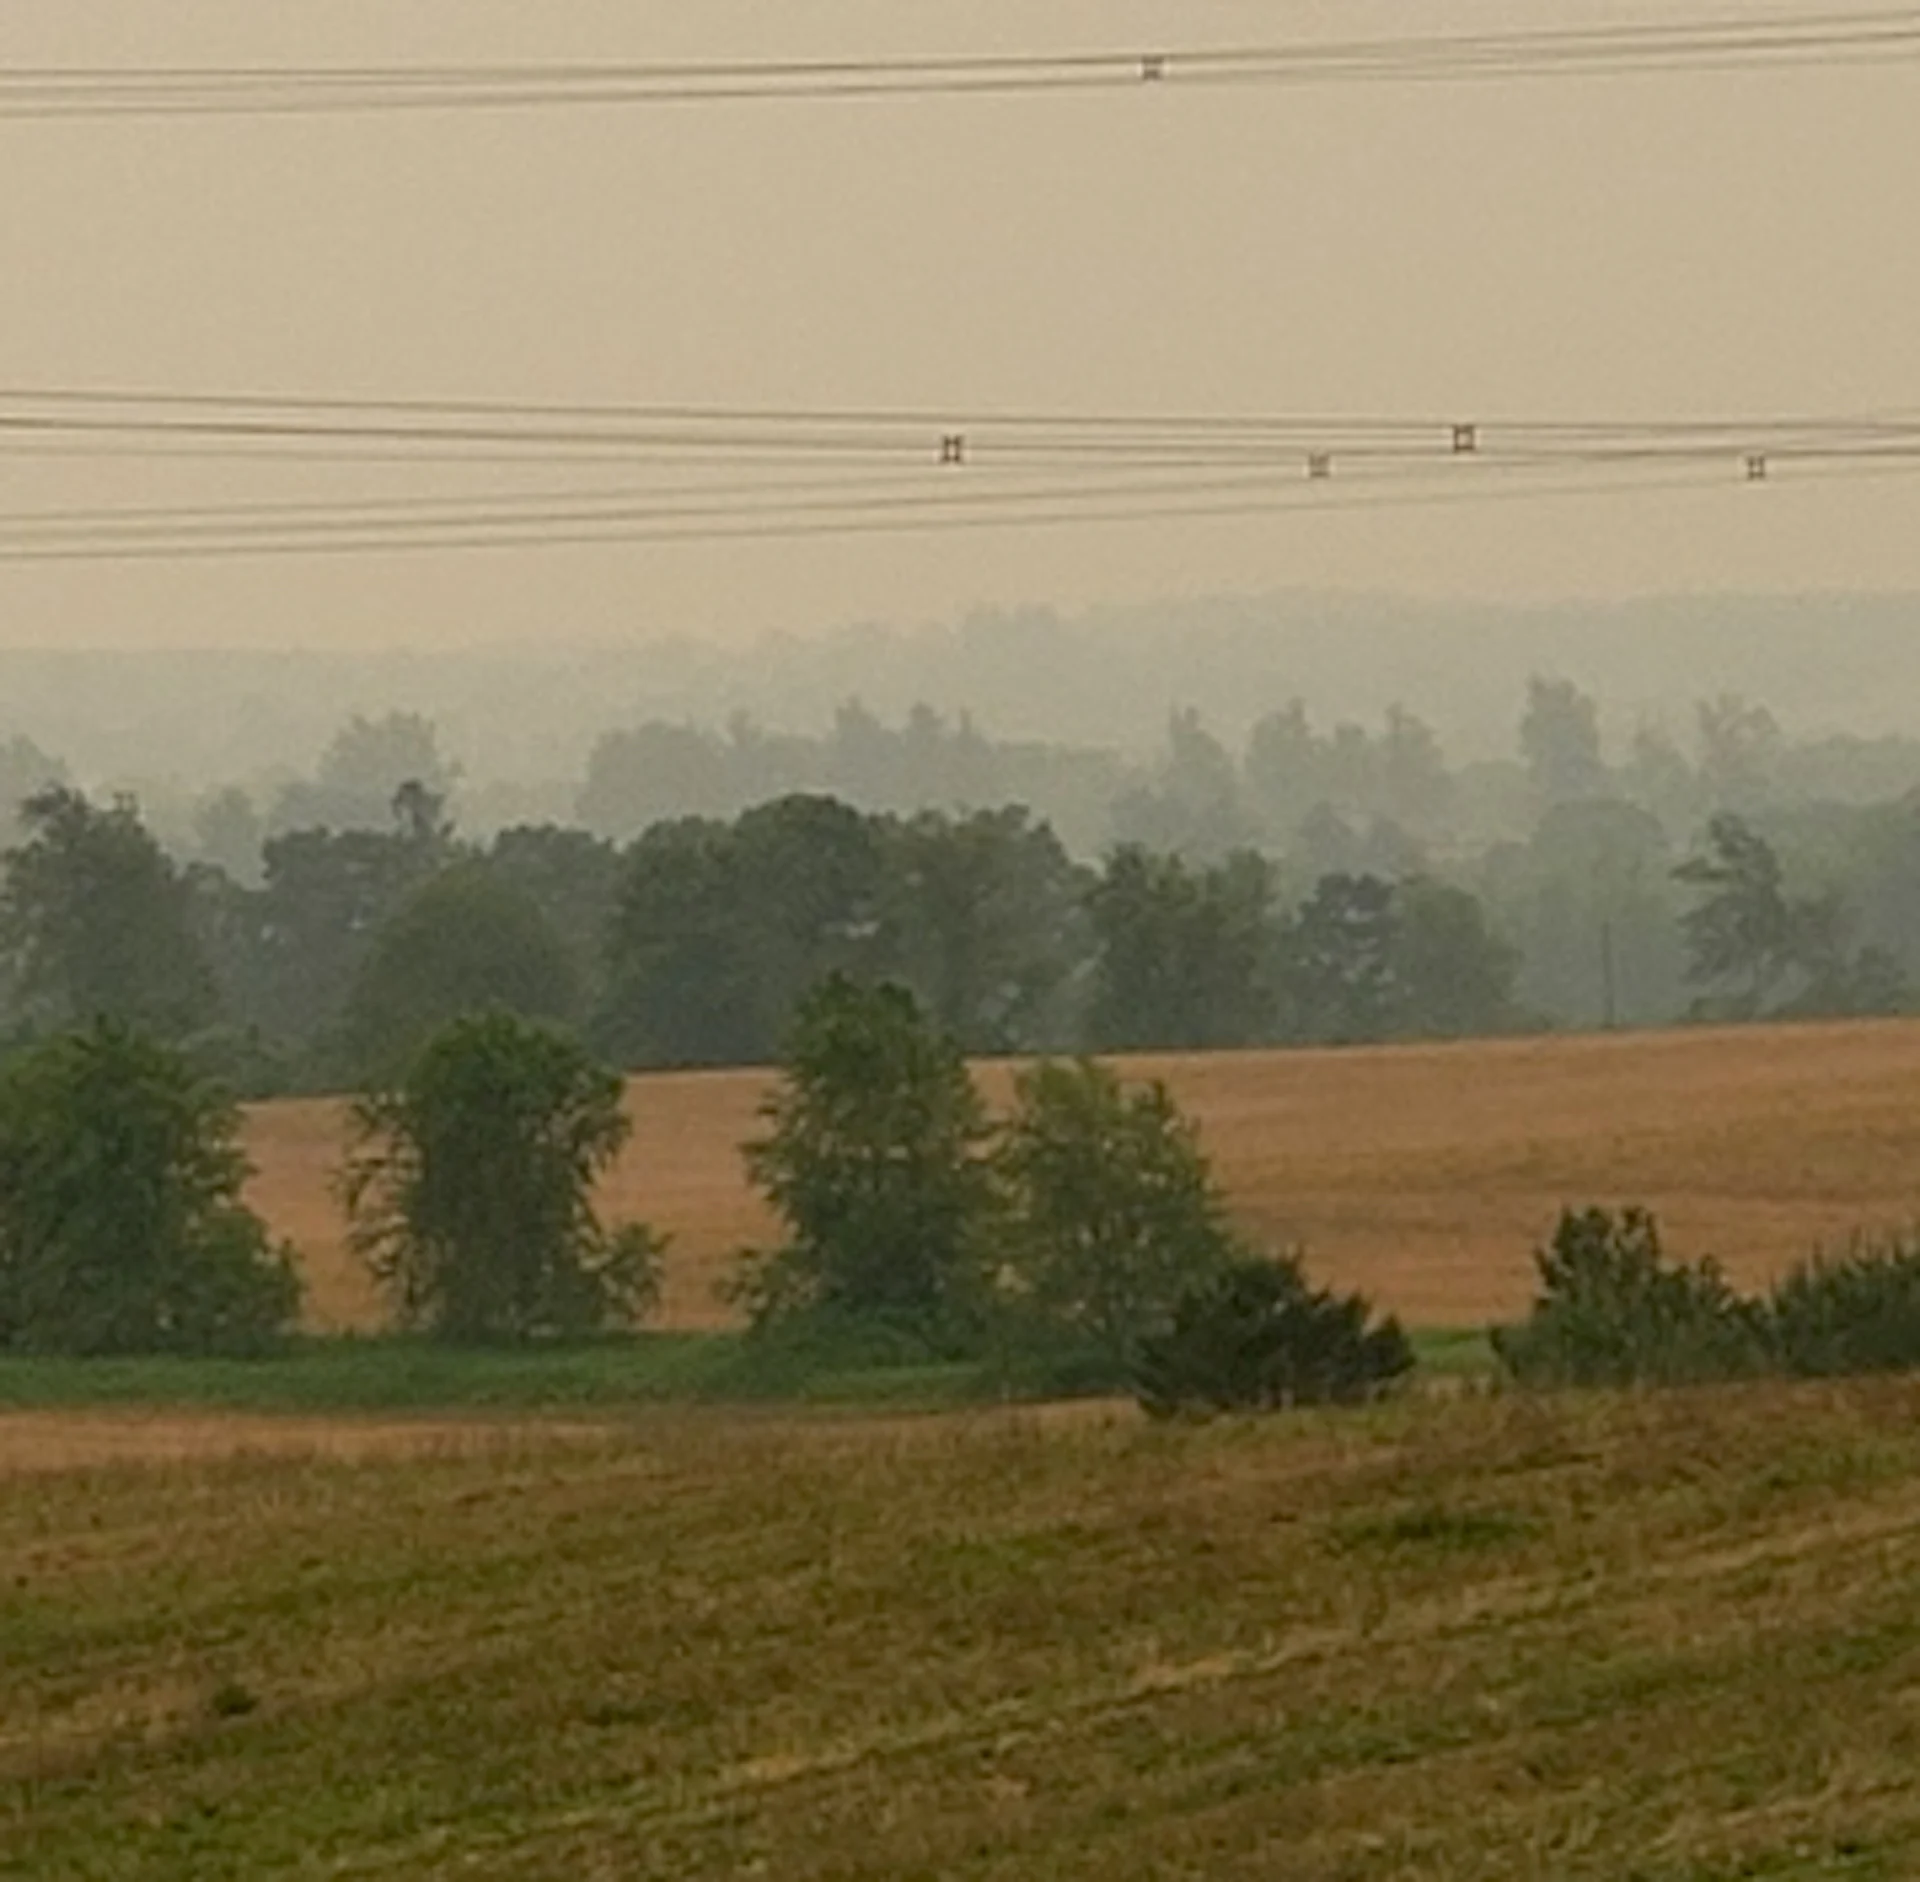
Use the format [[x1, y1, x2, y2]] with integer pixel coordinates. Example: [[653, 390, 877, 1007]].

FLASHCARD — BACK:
[[1520, 677, 1608, 805], [1110, 708, 1256, 860], [234, 812, 453, 1048], [878, 807, 1086, 1053], [273, 712, 461, 834], [1289, 805, 1426, 891], [0, 736, 66, 850], [1133, 1255, 1412, 1417], [735, 976, 995, 1348], [190, 786, 266, 885], [1673, 814, 1840, 1018], [1482, 799, 1683, 1029], [1391, 877, 1520, 1037], [484, 824, 623, 1012], [0, 1023, 298, 1355], [576, 721, 743, 836], [0, 786, 217, 1038], [731, 793, 888, 1027], [599, 816, 756, 1067], [1242, 703, 1452, 841], [343, 865, 580, 1080], [1274, 872, 1402, 1044], [1377, 704, 1456, 835], [1243, 700, 1320, 827], [1086, 845, 1274, 1050], [343, 1011, 658, 1344], [996, 1058, 1239, 1374], [602, 794, 886, 1068]]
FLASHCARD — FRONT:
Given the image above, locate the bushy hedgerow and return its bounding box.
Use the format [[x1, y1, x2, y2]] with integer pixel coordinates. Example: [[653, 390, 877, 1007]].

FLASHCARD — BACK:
[[1492, 1208, 1765, 1389], [1495, 1209, 1920, 1389]]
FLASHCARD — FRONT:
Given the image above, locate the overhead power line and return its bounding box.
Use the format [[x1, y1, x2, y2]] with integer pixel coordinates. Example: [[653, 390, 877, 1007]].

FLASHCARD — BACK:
[[2, 8, 1917, 116], [5, 388, 1919, 462], [0, 388, 1915, 562]]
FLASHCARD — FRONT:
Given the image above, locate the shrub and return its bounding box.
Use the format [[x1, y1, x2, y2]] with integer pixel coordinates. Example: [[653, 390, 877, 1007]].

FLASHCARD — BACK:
[[995, 1058, 1240, 1378], [0, 1022, 299, 1356], [733, 976, 996, 1353], [1491, 1207, 1764, 1389], [343, 1011, 660, 1344], [1132, 1254, 1412, 1418], [1767, 1236, 1920, 1377]]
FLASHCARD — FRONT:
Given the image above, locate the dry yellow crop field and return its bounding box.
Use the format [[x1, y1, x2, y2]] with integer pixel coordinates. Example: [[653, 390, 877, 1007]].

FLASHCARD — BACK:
[[245, 1017, 1920, 1335]]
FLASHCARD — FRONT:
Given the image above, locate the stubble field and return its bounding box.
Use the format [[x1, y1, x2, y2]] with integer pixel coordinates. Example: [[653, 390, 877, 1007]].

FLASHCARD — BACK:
[[7, 1379, 1920, 1878], [248, 1017, 1920, 1335], [14, 1020, 1920, 1875]]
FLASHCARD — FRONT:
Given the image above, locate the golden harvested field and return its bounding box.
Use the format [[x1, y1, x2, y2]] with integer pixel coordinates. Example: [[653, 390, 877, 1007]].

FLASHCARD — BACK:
[[9, 1379, 1920, 1877], [245, 1017, 1920, 1335]]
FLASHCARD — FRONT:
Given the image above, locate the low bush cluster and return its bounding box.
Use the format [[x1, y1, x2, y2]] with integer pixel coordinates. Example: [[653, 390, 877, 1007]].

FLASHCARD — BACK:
[[1495, 1207, 1920, 1389], [1133, 1255, 1412, 1418]]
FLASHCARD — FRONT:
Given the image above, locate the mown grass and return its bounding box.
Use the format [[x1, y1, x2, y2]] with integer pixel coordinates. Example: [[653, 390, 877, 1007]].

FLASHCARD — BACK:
[[5, 1377, 1919, 1878], [0, 1337, 992, 1415], [0, 1327, 1494, 1417]]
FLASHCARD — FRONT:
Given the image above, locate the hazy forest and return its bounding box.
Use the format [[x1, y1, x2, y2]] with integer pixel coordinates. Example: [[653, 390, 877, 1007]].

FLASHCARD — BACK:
[[4, 591, 1916, 1094]]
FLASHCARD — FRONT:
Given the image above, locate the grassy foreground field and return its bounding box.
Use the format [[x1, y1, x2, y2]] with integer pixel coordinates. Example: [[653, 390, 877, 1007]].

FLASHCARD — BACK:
[[6, 1379, 1920, 1879], [248, 1017, 1920, 1335]]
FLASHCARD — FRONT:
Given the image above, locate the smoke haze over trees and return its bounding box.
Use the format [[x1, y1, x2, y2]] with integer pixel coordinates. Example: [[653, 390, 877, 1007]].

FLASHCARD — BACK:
[[1, 588, 1919, 1085]]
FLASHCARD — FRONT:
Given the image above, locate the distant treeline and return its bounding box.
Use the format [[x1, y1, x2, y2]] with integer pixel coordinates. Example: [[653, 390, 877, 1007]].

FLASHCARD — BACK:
[[0, 711, 1908, 1095]]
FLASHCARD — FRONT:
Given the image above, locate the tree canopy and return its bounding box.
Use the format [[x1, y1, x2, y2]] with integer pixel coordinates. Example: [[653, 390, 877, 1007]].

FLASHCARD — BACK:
[[0, 1023, 298, 1355]]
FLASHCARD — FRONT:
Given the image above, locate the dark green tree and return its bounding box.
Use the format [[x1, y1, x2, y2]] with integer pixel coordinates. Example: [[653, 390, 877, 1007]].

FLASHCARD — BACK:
[[1085, 845, 1274, 1050], [602, 794, 886, 1068], [599, 816, 755, 1066], [1391, 877, 1520, 1037], [343, 1011, 659, 1344], [484, 824, 623, 1014], [735, 976, 995, 1349], [234, 814, 454, 1049], [878, 807, 1086, 1053], [343, 865, 580, 1080], [0, 786, 217, 1038], [997, 1058, 1239, 1374], [1133, 1255, 1412, 1417], [1671, 813, 1864, 1018], [0, 1022, 298, 1355], [1274, 873, 1402, 1044]]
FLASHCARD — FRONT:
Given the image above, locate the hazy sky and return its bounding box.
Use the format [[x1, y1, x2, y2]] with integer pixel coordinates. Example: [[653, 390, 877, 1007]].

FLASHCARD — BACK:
[[3, 0, 1917, 649]]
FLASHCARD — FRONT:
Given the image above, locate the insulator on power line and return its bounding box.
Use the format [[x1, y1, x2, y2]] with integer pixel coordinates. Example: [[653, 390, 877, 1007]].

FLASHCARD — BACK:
[[939, 433, 966, 466], [1451, 423, 1479, 456], [1141, 54, 1168, 82], [1745, 453, 1769, 482], [1307, 452, 1333, 481]]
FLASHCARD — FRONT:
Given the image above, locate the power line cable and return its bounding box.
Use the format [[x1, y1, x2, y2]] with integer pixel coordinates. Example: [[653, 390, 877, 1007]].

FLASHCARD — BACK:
[[1, 8, 1916, 117]]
